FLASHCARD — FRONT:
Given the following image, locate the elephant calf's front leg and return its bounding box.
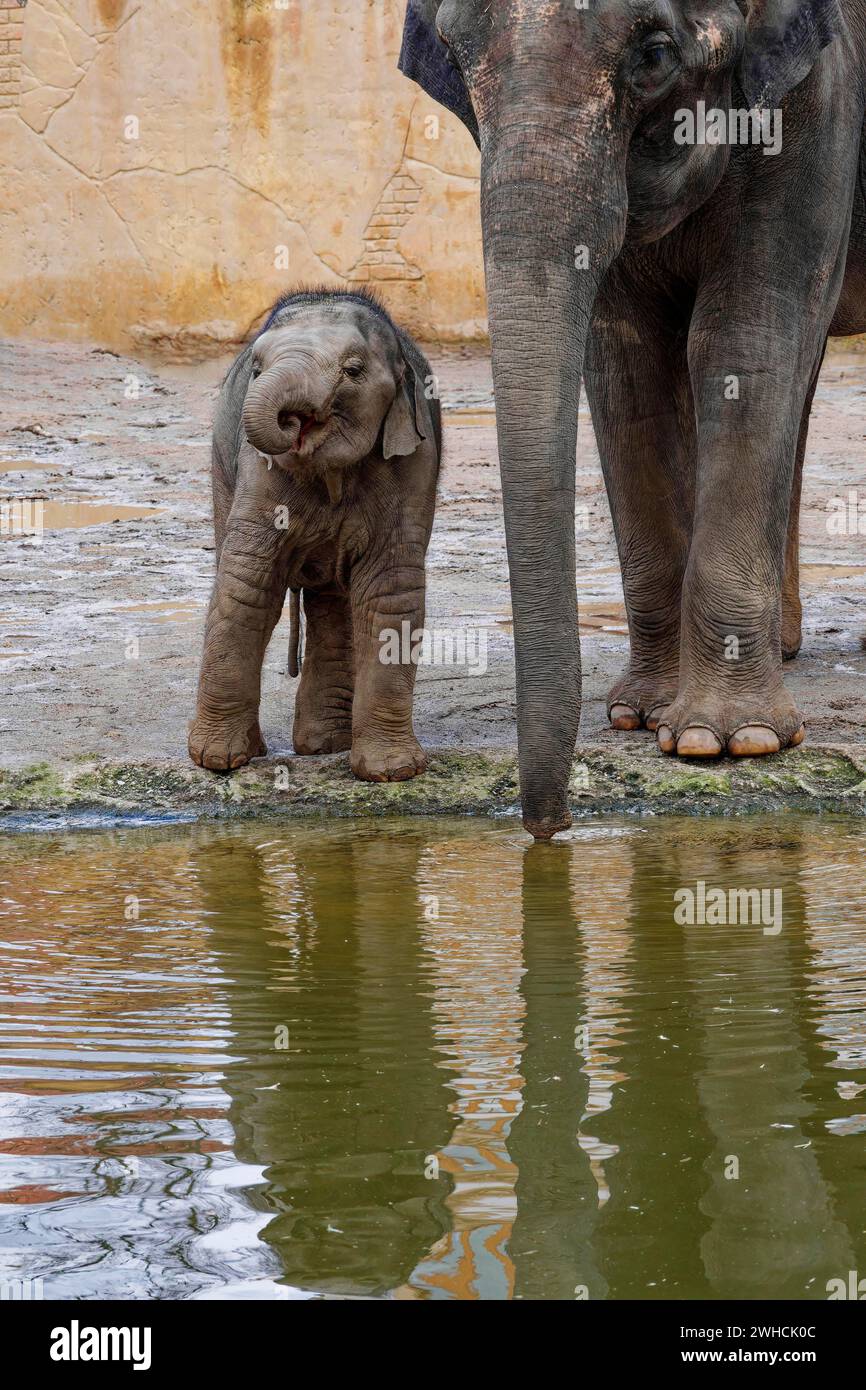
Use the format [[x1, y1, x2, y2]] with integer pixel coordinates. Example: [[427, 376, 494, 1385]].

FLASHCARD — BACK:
[[585, 285, 694, 733], [349, 554, 427, 782], [189, 521, 288, 770]]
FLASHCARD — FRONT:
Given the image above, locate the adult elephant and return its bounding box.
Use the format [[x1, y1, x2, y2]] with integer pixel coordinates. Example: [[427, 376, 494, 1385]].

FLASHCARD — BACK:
[[399, 0, 866, 838]]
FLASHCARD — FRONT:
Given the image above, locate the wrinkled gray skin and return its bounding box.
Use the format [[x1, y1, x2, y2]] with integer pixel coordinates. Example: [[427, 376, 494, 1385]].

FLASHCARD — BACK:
[[189, 291, 441, 782], [401, 0, 866, 838]]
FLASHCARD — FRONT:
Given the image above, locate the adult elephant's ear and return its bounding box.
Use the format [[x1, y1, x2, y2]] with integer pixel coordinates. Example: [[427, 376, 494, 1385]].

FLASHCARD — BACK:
[[399, 0, 478, 146], [737, 0, 844, 108]]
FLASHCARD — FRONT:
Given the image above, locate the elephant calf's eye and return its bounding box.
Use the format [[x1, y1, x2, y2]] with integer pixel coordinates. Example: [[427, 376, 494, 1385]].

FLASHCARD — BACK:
[[343, 362, 364, 379]]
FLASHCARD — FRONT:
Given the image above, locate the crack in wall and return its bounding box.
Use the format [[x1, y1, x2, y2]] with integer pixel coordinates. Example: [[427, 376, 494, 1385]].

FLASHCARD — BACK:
[[0, 0, 27, 110], [1, 4, 487, 346]]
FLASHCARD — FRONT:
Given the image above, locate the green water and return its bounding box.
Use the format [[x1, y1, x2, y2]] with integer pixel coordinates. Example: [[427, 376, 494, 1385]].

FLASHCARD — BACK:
[[0, 814, 865, 1301]]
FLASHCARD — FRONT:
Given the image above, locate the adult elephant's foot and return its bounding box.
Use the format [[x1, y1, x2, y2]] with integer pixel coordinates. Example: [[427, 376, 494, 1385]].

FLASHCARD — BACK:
[[655, 685, 806, 759], [188, 712, 267, 770], [292, 714, 352, 755], [607, 666, 679, 733], [351, 733, 427, 782]]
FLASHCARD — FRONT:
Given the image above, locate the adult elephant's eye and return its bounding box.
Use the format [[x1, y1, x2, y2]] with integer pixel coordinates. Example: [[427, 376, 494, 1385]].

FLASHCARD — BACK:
[[633, 34, 679, 89], [344, 362, 364, 380]]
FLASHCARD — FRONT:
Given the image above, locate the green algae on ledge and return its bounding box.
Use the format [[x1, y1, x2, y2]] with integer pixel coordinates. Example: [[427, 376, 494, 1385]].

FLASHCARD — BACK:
[[1, 745, 865, 826]]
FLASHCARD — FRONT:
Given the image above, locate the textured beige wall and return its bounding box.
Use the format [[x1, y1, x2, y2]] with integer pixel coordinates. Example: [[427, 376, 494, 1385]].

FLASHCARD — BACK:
[[0, 0, 485, 354]]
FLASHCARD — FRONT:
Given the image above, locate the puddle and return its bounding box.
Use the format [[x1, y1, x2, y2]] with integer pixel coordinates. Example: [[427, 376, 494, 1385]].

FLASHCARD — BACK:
[[0, 459, 60, 474], [2, 813, 865, 1301], [802, 564, 866, 583], [442, 410, 496, 427], [113, 601, 202, 623], [498, 602, 629, 638], [0, 500, 164, 534]]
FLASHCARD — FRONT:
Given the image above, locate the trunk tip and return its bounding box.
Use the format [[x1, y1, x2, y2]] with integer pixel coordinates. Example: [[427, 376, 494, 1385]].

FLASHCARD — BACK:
[[523, 808, 573, 841]]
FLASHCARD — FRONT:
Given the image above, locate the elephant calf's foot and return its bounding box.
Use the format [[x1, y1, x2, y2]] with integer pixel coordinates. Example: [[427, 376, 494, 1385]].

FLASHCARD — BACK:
[[188, 713, 267, 771], [607, 668, 679, 733], [350, 733, 427, 782], [655, 685, 806, 759]]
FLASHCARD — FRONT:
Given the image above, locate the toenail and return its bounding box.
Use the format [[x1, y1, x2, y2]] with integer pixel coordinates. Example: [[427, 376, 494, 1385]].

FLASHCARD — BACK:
[[790, 724, 806, 747], [728, 725, 781, 757], [676, 727, 723, 758], [610, 703, 641, 731], [656, 724, 676, 754]]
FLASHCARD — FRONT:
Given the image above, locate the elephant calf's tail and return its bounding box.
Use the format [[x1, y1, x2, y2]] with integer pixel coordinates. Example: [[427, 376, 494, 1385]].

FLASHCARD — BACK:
[[288, 589, 303, 678]]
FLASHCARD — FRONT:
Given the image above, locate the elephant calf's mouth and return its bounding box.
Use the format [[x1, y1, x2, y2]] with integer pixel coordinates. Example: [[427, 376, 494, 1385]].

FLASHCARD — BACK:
[[277, 410, 320, 453]]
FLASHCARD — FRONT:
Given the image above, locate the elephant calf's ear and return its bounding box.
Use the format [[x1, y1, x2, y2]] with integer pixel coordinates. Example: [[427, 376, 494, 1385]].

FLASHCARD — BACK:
[[383, 361, 427, 461], [399, 0, 478, 146], [738, 0, 843, 109]]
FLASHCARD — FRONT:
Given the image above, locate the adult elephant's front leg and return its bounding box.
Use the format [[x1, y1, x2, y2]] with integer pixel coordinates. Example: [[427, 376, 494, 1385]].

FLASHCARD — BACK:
[[349, 548, 427, 782], [585, 274, 695, 733], [189, 519, 289, 770], [658, 327, 825, 759], [657, 78, 860, 762]]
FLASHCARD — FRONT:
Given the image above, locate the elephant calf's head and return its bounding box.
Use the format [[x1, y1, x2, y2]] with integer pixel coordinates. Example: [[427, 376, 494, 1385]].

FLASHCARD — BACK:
[[242, 293, 428, 489]]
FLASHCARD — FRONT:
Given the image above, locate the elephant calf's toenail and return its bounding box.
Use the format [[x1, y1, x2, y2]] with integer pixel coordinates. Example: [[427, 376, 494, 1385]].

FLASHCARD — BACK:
[[676, 727, 723, 758], [728, 726, 781, 757], [656, 724, 676, 754], [610, 704, 641, 731]]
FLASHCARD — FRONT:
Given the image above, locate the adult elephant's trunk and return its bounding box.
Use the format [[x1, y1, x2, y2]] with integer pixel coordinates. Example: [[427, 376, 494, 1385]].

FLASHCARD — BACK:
[[480, 111, 626, 838]]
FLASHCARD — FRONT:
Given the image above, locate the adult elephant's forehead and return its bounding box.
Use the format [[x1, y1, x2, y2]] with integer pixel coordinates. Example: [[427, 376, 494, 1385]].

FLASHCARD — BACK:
[[442, 0, 653, 34], [442, 0, 738, 51]]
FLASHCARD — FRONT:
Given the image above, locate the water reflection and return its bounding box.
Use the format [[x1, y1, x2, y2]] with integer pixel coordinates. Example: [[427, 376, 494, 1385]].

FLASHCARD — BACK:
[[0, 815, 864, 1300]]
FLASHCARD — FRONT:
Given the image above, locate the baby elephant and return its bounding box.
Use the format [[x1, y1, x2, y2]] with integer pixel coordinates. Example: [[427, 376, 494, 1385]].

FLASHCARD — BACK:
[[189, 288, 441, 781]]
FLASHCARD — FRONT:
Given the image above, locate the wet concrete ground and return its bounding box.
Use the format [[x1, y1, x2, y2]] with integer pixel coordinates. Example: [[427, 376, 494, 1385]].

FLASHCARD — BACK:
[[0, 339, 864, 784]]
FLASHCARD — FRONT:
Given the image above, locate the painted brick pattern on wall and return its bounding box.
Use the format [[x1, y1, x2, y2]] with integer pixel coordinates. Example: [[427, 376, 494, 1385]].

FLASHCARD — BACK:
[[348, 169, 422, 284], [0, 0, 26, 111]]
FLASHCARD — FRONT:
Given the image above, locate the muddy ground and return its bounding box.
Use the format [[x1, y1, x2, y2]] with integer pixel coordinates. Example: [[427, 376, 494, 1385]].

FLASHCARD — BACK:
[[1, 337, 864, 821]]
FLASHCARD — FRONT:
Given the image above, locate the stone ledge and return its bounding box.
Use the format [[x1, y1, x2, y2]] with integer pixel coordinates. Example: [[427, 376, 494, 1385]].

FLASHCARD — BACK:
[[1, 745, 864, 830]]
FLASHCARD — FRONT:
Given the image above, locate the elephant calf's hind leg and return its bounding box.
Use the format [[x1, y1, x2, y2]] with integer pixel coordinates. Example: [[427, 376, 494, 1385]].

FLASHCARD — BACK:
[[292, 587, 355, 755]]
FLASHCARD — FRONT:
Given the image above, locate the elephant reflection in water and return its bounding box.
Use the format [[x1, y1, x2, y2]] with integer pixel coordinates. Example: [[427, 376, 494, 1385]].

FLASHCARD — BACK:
[[193, 817, 865, 1300], [192, 828, 453, 1297], [590, 820, 854, 1300], [670, 820, 854, 1299]]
